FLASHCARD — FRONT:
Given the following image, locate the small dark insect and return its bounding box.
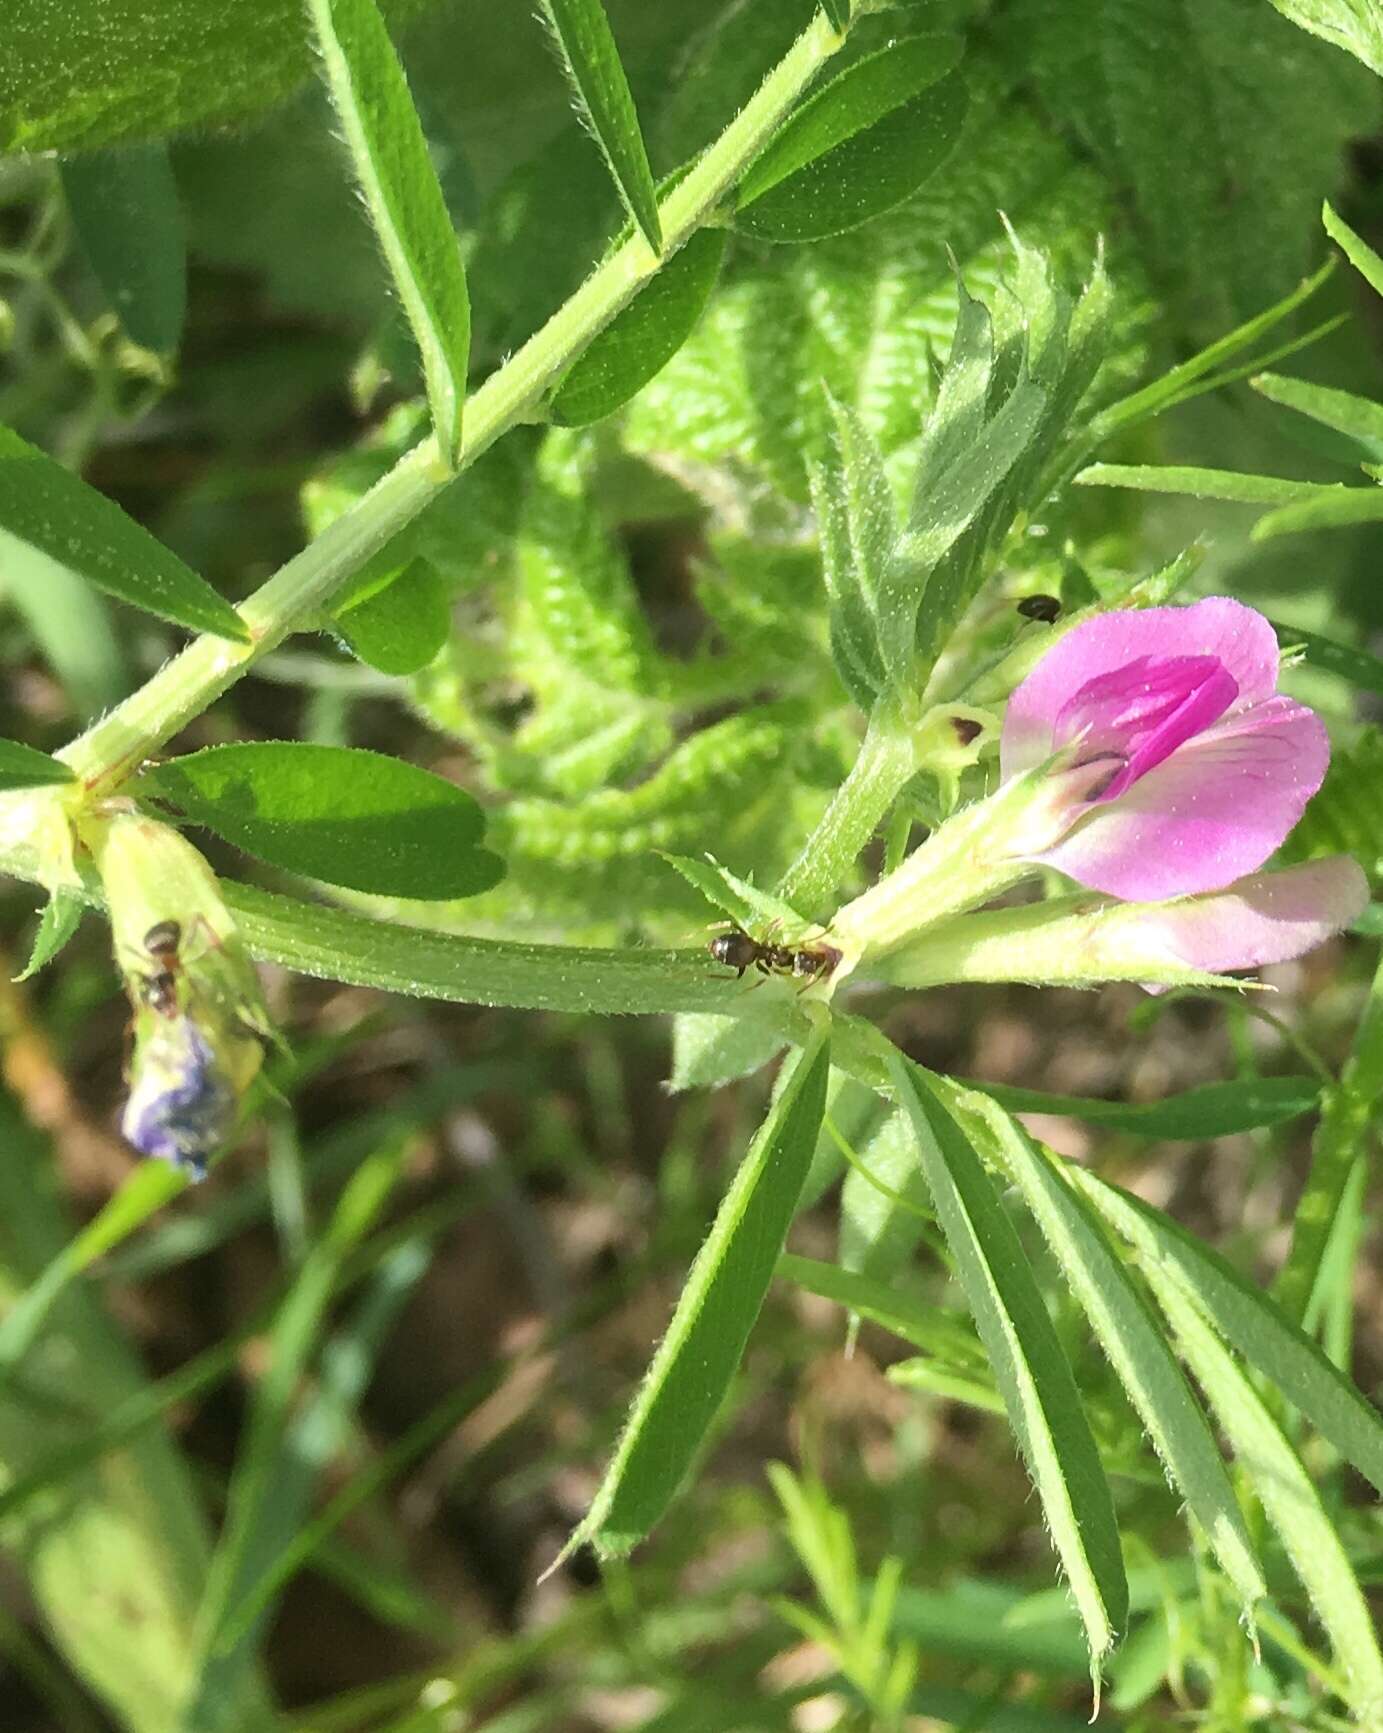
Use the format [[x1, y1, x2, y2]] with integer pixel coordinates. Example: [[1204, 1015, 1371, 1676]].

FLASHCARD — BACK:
[[709, 926, 841, 985], [140, 919, 184, 1017], [1017, 593, 1062, 623]]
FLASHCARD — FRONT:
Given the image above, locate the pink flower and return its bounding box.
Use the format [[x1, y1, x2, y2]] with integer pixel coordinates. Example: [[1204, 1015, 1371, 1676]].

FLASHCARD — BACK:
[[1128, 856, 1368, 981], [1001, 598, 1330, 900]]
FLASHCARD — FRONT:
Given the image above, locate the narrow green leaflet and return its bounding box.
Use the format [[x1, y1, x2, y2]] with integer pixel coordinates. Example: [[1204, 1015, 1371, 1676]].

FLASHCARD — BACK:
[[1075, 462, 1332, 506], [779, 1253, 984, 1370], [1271, 618, 1383, 700], [61, 143, 186, 353], [538, 0, 662, 255], [0, 739, 74, 791], [1140, 1270, 1383, 1713], [186, 1140, 411, 1731], [308, 0, 471, 463], [1270, 0, 1383, 76], [1324, 199, 1383, 296], [14, 890, 85, 982], [1251, 370, 1383, 451], [0, 426, 247, 640], [1073, 1172, 1383, 1496], [808, 390, 894, 710], [972, 1075, 1322, 1139], [736, 34, 963, 208], [574, 1026, 830, 1556], [890, 1057, 1128, 1671], [142, 742, 502, 900], [660, 851, 811, 934], [1, 0, 433, 152], [669, 1012, 784, 1091], [735, 67, 968, 243], [0, 1160, 186, 1394], [1252, 485, 1383, 539], [939, 1082, 1265, 1615], [334, 558, 450, 675], [552, 228, 726, 425]]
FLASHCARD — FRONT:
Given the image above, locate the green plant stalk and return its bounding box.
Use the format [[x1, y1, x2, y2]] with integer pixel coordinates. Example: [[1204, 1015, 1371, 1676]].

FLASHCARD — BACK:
[[1273, 946, 1383, 1327], [776, 698, 918, 913], [55, 9, 847, 801]]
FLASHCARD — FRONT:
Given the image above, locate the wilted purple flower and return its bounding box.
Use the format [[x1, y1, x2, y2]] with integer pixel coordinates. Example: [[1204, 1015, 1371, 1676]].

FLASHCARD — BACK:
[[1001, 598, 1329, 900], [120, 1012, 237, 1181]]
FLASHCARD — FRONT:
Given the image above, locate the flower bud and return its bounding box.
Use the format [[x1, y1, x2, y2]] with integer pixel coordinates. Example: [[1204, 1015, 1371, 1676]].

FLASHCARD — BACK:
[[86, 811, 273, 1178]]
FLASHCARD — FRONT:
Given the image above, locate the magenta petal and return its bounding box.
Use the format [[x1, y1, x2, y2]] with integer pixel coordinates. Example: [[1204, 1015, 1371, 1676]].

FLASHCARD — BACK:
[[1136, 858, 1368, 975], [1029, 696, 1330, 898], [1002, 597, 1281, 779], [1053, 654, 1238, 800]]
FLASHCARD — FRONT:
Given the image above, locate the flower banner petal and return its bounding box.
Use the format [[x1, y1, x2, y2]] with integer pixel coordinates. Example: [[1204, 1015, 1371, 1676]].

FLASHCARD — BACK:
[[1002, 597, 1281, 778], [1031, 696, 1329, 899]]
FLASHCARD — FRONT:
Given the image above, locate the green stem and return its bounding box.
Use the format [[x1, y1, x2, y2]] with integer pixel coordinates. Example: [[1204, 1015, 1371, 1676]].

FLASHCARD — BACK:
[[57, 10, 846, 799], [830, 772, 1046, 963], [1273, 947, 1383, 1328], [777, 700, 918, 915]]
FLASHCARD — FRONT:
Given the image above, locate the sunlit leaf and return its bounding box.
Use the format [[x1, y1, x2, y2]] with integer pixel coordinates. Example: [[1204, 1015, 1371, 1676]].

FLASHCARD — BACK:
[[308, 0, 471, 462], [142, 743, 502, 899], [538, 0, 662, 254], [575, 1027, 830, 1556], [551, 228, 726, 425], [891, 1059, 1127, 1669], [333, 558, 450, 675]]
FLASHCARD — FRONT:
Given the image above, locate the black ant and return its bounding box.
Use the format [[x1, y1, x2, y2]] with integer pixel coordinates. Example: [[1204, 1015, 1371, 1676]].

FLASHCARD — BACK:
[[138, 919, 184, 1017], [708, 925, 842, 985]]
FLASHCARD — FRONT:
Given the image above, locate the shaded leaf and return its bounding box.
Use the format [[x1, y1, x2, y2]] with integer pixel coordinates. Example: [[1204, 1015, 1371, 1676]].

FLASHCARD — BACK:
[[551, 228, 726, 425], [308, 0, 471, 461], [61, 143, 186, 352], [737, 34, 963, 208], [890, 1057, 1127, 1669], [1324, 198, 1383, 296], [0, 739, 75, 791], [142, 743, 502, 900], [576, 1027, 831, 1555], [0, 425, 247, 640], [1252, 484, 1383, 539], [973, 1075, 1323, 1140], [1250, 369, 1383, 453], [735, 68, 968, 244], [538, 0, 662, 254], [14, 891, 85, 983], [1271, 618, 1383, 700]]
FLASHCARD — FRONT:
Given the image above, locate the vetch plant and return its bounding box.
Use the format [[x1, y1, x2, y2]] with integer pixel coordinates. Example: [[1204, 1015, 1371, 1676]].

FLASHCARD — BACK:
[[0, 1, 1382, 1729]]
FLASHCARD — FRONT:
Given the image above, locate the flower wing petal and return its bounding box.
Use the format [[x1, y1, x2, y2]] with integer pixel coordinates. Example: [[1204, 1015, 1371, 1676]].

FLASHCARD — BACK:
[[1001, 597, 1281, 779], [1028, 696, 1329, 898], [1137, 857, 1368, 976]]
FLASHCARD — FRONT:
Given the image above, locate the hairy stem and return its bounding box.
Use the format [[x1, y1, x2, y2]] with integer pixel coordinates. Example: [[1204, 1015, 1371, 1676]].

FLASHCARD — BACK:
[[57, 9, 846, 800], [776, 700, 918, 916]]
